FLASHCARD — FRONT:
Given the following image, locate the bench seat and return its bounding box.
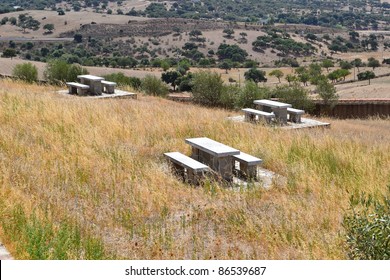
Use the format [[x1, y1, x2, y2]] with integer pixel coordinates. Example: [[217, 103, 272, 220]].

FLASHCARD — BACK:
[[164, 152, 209, 184], [66, 82, 90, 89], [101, 80, 116, 94], [66, 82, 90, 95], [232, 152, 262, 179], [101, 81, 117, 86], [242, 108, 275, 124], [287, 108, 305, 123]]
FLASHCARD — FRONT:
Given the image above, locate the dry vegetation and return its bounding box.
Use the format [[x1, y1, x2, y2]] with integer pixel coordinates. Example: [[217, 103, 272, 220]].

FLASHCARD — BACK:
[[0, 79, 389, 259]]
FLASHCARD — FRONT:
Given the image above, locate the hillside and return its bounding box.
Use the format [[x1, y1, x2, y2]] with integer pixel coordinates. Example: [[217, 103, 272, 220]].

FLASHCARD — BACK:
[[0, 79, 389, 259]]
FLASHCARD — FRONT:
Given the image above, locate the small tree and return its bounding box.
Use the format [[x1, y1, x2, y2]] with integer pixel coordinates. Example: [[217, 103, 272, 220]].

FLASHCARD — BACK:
[[272, 82, 313, 111], [316, 79, 339, 108], [161, 71, 180, 91], [269, 69, 284, 83], [44, 60, 88, 84], [352, 58, 364, 72], [192, 71, 224, 106], [285, 74, 297, 85], [12, 63, 38, 83], [357, 71, 375, 85], [141, 75, 169, 97], [74, 34, 83, 43], [367, 57, 380, 70], [2, 48, 17, 59], [223, 29, 235, 39], [322, 59, 334, 72], [219, 60, 232, 74], [43, 23, 55, 34], [244, 68, 267, 83], [235, 81, 270, 108]]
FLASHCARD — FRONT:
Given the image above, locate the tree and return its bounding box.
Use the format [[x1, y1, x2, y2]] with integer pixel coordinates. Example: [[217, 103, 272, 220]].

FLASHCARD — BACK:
[[272, 83, 313, 111], [43, 23, 54, 34], [244, 68, 267, 83], [223, 29, 235, 39], [2, 48, 17, 59], [192, 71, 224, 106], [340, 60, 353, 70], [269, 69, 284, 83], [141, 75, 169, 97], [44, 60, 88, 84], [74, 34, 83, 43], [189, 30, 202, 41], [322, 59, 334, 72], [219, 60, 232, 74], [12, 63, 38, 83], [316, 79, 338, 108], [367, 57, 380, 70], [352, 58, 364, 72], [285, 74, 297, 85], [18, 15, 40, 33], [161, 71, 180, 91], [357, 71, 375, 85], [235, 81, 270, 108]]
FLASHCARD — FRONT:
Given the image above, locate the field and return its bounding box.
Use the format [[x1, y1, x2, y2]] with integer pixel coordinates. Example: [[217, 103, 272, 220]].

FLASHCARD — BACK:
[[0, 79, 389, 259]]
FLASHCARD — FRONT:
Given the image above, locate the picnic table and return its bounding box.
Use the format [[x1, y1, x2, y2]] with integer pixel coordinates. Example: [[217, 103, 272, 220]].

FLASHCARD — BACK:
[[185, 137, 240, 181], [253, 99, 292, 124], [77, 75, 105, 95]]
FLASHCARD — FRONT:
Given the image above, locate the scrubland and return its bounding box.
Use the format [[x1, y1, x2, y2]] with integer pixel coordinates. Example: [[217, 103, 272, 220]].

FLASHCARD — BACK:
[[0, 79, 389, 259]]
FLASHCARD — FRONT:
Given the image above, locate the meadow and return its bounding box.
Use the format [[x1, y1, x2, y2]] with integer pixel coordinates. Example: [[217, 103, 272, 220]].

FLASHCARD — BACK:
[[0, 79, 389, 259]]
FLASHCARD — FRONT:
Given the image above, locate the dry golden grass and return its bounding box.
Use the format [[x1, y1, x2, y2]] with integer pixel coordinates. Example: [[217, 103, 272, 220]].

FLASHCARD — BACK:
[[0, 79, 389, 259]]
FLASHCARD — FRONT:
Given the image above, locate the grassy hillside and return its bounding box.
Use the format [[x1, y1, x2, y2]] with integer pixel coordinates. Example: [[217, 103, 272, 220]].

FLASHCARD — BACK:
[[0, 79, 389, 259]]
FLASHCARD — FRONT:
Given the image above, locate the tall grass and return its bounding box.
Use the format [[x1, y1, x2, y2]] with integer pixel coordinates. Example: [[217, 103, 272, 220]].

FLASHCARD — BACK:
[[0, 79, 389, 259]]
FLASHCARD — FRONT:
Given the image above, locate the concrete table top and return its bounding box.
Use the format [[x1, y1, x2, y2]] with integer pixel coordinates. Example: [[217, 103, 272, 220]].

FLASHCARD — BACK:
[[254, 99, 292, 108], [77, 75, 105, 81], [185, 137, 240, 157]]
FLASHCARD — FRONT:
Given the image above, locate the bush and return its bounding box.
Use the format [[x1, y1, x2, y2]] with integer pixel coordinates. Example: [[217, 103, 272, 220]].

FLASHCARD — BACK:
[[103, 72, 141, 89], [271, 82, 314, 111], [235, 81, 270, 109], [44, 60, 88, 85], [220, 85, 240, 109], [12, 63, 38, 83], [192, 71, 224, 106], [343, 187, 390, 260], [141, 75, 169, 97]]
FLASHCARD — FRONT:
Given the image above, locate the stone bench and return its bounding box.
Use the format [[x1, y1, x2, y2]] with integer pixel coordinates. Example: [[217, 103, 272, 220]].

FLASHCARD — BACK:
[[287, 108, 305, 123], [101, 80, 117, 94], [242, 108, 275, 124], [164, 152, 210, 184], [232, 152, 263, 179], [66, 82, 90, 95]]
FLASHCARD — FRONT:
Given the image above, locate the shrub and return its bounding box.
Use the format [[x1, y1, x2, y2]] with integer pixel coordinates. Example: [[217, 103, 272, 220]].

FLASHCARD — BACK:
[[235, 81, 270, 109], [192, 71, 224, 106], [44, 60, 88, 85], [271, 82, 313, 111], [141, 75, 169, 97], [12, 63, 38, 83], [103, 72, 141, 89], [343, 187, 390, 260], [220, 85, 240, 109]]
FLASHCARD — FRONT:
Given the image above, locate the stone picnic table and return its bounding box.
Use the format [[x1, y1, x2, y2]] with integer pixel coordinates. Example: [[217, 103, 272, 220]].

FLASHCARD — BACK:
[[254, 99, 292, 124], [185, 137, 240, 181], [77, 74, 105, 95]]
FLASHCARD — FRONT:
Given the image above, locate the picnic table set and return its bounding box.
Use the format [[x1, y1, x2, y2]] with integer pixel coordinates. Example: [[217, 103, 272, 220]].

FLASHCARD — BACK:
[[66, 75, 117, 96]]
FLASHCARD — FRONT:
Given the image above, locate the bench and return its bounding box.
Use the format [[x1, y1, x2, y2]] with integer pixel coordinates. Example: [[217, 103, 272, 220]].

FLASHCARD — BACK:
[[232, 152, 263, 179], [287, 108, 305, 123], [242, 108, 275, 124], [101, 80, 117, 94], [66, 82, 90, 96], [164, 152, 210, 184]]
